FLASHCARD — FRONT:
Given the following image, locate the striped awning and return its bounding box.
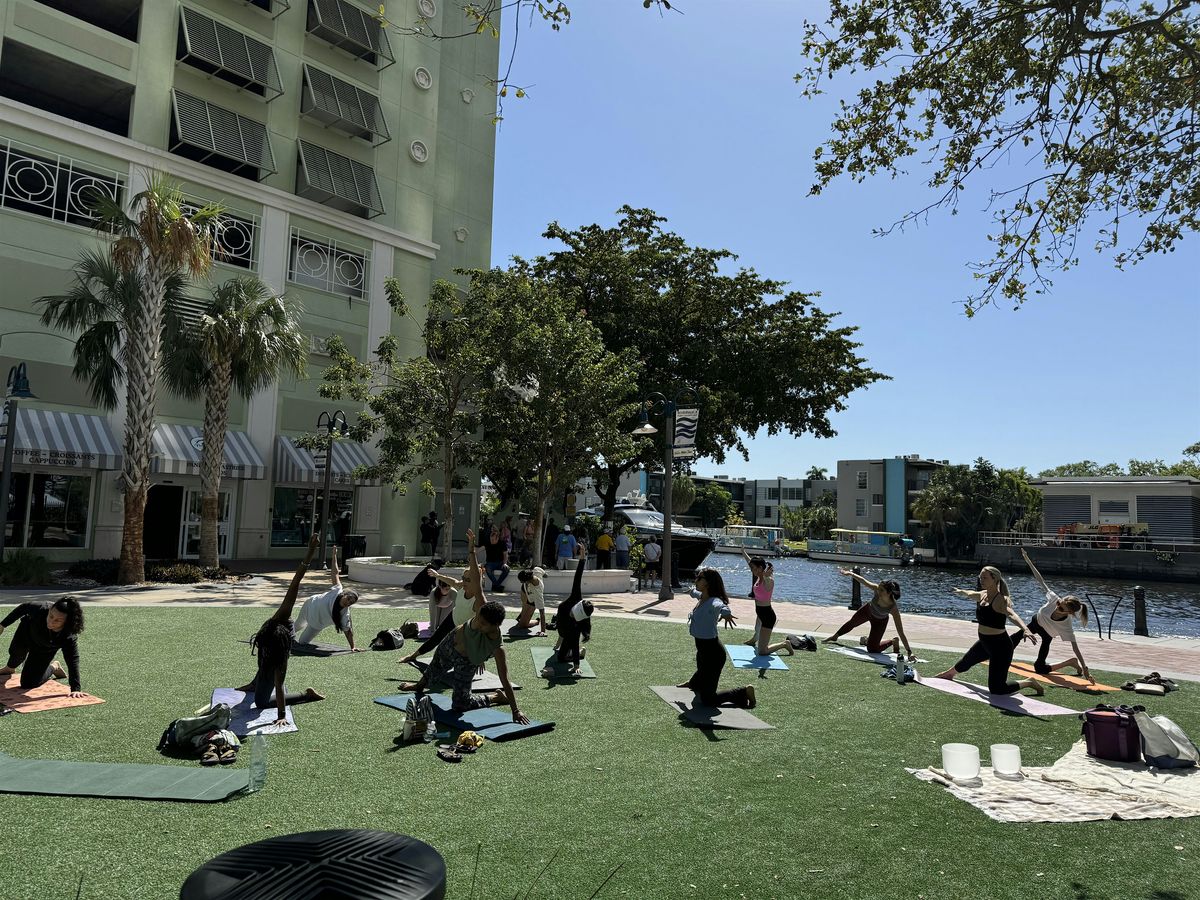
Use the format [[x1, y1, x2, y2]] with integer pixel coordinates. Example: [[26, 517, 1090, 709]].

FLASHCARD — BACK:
[[2, 408, 121, 470], [151, 424, 266, 480], [273, 436, 380, 487]]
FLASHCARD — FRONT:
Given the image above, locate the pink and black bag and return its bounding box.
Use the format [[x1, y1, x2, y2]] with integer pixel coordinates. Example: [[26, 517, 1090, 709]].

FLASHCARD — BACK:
[[1081, 704, 1142, 762]]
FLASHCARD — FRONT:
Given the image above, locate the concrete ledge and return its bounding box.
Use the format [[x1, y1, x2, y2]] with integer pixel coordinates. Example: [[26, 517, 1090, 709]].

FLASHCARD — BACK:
[[346, 557, 632, 595]]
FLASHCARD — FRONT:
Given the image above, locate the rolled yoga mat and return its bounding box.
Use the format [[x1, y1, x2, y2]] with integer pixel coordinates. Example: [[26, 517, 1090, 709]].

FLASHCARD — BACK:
[[0, 674, 104, 713], [531, 645, 596, 679], [374, 693, 554, 741], [725, 643, 789, 671], [649, 686, 774, 730]]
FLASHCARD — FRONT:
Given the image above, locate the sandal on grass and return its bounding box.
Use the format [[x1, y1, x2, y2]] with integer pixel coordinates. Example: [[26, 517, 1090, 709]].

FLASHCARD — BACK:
[[218, 747, 238, 765], [437, 748, 462, 763], [200, 745, 219, 767]]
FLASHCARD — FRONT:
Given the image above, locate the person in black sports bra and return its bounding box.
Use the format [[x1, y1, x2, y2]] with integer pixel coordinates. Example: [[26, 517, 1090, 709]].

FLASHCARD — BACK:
[[932, 566, 1044, 696]]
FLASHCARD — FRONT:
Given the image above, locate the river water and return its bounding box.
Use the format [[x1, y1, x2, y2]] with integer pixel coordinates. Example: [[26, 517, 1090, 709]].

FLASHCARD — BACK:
[[695, 554, 1200, 639]]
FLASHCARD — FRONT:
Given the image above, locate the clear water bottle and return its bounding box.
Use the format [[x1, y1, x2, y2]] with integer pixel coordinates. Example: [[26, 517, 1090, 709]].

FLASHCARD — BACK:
[[895, 651, 907, 685]]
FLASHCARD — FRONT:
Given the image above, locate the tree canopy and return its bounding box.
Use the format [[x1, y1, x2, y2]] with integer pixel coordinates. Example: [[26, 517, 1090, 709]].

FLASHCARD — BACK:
[[914, 459, 1043, 558], [1039, 456, 1200, 478], [800, 2, 1200, 313]]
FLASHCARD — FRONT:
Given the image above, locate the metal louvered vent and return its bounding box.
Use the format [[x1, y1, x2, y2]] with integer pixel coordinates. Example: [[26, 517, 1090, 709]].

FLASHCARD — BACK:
[[306, 0, 395, 68], [296, 140, 384, 219], [174, 295, 208, 328], [300, 65, 390, 145], [178, 8, 284, 101], [170, 90, 277, 181]]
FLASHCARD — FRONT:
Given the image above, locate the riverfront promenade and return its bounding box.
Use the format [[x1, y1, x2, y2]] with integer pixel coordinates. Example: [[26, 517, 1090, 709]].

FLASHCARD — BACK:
[[5, 569, 1198, 684]]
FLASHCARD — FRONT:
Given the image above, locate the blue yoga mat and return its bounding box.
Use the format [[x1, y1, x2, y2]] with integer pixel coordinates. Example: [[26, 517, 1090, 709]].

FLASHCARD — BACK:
[[374, 693, 554, 741], [725, 644, 790, 671]]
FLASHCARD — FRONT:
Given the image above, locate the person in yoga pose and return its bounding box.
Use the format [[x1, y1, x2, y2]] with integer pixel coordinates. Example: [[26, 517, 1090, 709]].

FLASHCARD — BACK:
[[513, 566, 547, 634], [398, 599, 528, 723], [404, 559, 444, 596], [822, 569, 915, 659], [933, 566, 1043, 696], [398, 529, 485, 666], [678, 568, 756, 709], [740, 549, 801, 657], [0, 596, 86, 697], [236, 534, 326, 726], [293, 547, 361, 650], [1019, 548, 1093, 682], [546, 558, 592, 676]]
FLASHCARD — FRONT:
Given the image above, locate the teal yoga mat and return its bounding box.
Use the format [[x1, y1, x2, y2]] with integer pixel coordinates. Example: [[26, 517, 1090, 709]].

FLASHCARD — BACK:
[[0, 750, 262, 802], [373, 693, 554, 741], [531, 645, 596, 679], [725, 644, 790, 671]]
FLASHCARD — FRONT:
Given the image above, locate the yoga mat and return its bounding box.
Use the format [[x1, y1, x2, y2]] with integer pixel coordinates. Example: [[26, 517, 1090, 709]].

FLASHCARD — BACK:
[[1008, 661, 1119, 693], [211, 688, 297, 736], [373, 693, 554, 741], [912, 674, 1077, 717], [531, 645, 596, 679], [505, 626, 543, 640], [649, 686, 773, 730], [725, 644, 789, 671], [0, 751, 259, 802], [292, 641, 354, 657], [402, 660, 521, 692], [824, 644, 928, 665], [0, 674, 104, 713]]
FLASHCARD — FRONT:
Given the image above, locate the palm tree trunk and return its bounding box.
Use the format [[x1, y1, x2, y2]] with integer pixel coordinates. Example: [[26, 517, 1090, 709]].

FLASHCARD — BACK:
[[199, 360, 232, 569], [441, 443, 455, 561]]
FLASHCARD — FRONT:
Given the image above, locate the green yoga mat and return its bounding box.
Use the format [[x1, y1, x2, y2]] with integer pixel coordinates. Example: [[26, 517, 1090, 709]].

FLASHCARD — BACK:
[[0, 746, 264, 802], [531, 645, 596, 679]]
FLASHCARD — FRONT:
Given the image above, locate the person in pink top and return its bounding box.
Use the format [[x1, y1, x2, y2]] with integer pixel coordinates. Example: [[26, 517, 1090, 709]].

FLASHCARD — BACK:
[[741, 548, 802, 657]]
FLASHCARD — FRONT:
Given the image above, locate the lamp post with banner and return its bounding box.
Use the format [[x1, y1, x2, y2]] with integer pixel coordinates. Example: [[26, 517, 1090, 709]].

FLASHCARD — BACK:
[[632, 388, 699, 601], [315, 410, 349, 570], [0, 363, 35, 557]]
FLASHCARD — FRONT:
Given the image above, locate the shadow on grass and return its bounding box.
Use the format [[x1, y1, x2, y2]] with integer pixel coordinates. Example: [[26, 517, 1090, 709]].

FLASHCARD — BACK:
[[1069, 884, 1190, 900]]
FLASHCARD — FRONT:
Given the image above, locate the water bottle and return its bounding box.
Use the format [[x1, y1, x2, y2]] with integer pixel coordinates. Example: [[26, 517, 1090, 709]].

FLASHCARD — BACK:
[[895, 651, 907, 685]]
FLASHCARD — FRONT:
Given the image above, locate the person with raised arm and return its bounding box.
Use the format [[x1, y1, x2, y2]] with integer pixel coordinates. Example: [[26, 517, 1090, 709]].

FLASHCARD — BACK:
[[1019, 548, 1094, 682], [678, 568, 756, 709], [741, 548, 802, 657], [292, 546, 362, 650], [822, 569, 915, 659], [398, 528, 486, 665]]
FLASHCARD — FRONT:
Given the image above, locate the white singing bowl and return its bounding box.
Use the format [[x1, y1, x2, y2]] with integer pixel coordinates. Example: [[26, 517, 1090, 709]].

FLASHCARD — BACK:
[[941, 743, 981, 780], [991, 743, 1022, 775]]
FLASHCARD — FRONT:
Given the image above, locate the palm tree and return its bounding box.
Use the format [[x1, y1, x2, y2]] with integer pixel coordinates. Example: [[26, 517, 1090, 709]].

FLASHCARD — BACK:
[[163, 277, 306, 568], [806, 465, 828, 480], [911, 481, 962, 563]]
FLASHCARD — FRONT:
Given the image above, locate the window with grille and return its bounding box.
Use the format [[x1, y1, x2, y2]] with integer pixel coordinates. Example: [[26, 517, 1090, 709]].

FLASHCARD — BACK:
[[296, 140, 384, 218], [857, 470, 868, 489], [301, 65, 390, 144], [0, 138, 124, 228], [872, 494, 884, 506], [306, 0, 394, 68], [177, 8, 284, 101], [288, 228, 369, 298], [170, 90, 276, 181], [855, 499, 866, 517], [181, 199, 259, 270]]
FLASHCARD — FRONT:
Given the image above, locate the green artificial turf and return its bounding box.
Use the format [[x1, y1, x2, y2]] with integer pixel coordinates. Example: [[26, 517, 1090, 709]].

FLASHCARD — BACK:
[[2, 607, 1199, 900]]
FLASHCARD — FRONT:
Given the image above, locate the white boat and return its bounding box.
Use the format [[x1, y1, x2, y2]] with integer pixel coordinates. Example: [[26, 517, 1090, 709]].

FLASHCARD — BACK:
[[806, 529, 915, 567], [705, 524, 785, 557]]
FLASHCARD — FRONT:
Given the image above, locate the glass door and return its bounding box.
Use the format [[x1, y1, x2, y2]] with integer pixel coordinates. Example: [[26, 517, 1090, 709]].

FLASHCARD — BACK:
[[180, 489, 234, 559]]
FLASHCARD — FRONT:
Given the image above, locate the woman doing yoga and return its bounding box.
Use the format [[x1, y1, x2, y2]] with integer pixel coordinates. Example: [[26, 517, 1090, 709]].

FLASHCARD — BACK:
[[933, 566, 1043, 696], [1020, 548, 1093, 682], [741, 549, 801, 656], [293, 546, 361, 650], [678, 568, 755, 709], [236, 534, 326, 726], [514, 566, 547, 634], [0, 596, 86, 697], [546, 557, 593, 677], [823, 569, 914, 658], [398, 529, 485, 666]]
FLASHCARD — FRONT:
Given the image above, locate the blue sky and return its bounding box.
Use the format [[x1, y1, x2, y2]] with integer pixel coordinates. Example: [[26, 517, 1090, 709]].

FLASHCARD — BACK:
[[489, 1, 1199, 479]]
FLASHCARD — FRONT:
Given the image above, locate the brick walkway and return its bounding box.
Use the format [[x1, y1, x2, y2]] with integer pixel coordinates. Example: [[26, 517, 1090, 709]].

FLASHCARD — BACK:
[[5, 572, 1198, 683]]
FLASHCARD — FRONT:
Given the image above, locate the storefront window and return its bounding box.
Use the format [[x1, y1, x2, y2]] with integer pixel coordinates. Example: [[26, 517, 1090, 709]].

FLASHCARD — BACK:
[[271, 486, 352, 546], [5, 472, 92, 548]]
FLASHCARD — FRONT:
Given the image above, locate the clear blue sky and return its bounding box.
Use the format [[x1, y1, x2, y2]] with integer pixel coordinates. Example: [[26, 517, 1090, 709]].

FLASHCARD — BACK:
[[490, 1, 1199, 479]]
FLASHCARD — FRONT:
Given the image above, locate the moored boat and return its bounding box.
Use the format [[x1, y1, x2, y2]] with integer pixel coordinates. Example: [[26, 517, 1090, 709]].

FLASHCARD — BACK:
[[806, 529, 915, 567]]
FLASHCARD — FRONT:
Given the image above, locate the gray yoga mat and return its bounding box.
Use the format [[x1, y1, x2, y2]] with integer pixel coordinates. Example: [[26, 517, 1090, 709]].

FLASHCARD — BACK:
[[649, 686, 774, 730], [825, 644, 928, 665], [212, 688, 297, 736], [531, 645, 596, 679], [0, 752, 260, 802]]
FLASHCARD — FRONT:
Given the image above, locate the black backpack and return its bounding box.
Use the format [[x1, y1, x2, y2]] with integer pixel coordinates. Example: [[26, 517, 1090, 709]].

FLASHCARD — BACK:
[[370, 628, 407, 651]]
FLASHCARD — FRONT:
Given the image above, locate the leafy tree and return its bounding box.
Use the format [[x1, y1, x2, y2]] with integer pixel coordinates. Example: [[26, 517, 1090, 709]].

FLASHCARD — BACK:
[[672, 474, 697, 518], [522, 207, 886, 519], [691, 482, 735, 528], [806, 465, 828, 480], [39, 176, 220, 583], [163, 277, 306, 568], [916, 459, 1039, 558], [800, 2, 1200, 312], [1038, 460, 1124, 478], [782, 504, 837, 541], [321, 278, 492, 561], [911, 480, 962, 562]]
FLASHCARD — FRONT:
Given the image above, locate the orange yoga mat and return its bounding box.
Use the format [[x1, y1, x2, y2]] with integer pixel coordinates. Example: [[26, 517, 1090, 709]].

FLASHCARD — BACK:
[[0, 675, 105, 713], [1008, 661, 1119, 693]]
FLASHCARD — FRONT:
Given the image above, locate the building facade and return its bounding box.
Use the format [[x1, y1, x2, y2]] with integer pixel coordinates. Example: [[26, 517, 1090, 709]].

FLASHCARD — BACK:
[[1032, 476, 1200, 542], [0, 0, 498, 561], [836, 455, 944, 540]]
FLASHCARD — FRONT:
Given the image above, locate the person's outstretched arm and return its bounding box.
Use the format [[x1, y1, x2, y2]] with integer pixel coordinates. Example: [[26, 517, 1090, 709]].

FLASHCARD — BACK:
[[1069, 639, 1093, 681], [432, 571, 465, 589], [569, 555, 586, 605], [273, 534, 321, 624], [1004, 598, 1037, 643], [330, 547, 342, 588], [839, 567, 879, 593], [494, 646, 529, 724], [890, 607, 914, 659], [465, 528, 481, 597], [273, 668, 288, 726], [1020, 548, 1050, 593]]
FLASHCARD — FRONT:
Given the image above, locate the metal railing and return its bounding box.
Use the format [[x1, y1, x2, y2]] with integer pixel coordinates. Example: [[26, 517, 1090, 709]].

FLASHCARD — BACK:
[[977, 531, 1200, 554]]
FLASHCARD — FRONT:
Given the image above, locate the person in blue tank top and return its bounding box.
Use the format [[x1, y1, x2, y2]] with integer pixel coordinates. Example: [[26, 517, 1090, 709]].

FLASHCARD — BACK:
[[678, 568, 756, 709]]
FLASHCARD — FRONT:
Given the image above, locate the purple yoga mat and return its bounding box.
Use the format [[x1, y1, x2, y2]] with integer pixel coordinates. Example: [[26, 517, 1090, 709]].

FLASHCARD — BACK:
[[913, 673, 1077, 717]]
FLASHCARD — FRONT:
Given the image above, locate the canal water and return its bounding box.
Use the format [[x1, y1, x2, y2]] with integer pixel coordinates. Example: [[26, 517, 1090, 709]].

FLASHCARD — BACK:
[[695, 554, 1200, 639]]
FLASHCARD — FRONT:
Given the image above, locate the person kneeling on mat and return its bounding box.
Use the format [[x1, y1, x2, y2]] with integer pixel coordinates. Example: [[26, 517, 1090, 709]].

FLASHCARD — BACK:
[[0, 596, 86, 698], [679, 568, 755, 709], [547, 558, 592, 676], [1019, 548, 1094, 682], [514, 566, 547, 635], [398, 599, 528, 724], [236, 534, 326, 727], [293, 546, 362, 651], [822, 569, 915, 660]]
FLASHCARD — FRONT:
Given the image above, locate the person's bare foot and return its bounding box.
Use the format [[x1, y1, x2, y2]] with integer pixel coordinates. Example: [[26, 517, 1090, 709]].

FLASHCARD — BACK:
[[676, 681, 693, 689], [1022, 680, 1045, 697], [745, 686, 757, 709], [303, 688, 325, 702], [821, 636, 838, 644], [487, 690, 510, 707], [50, 661, 67, 679], [933, 669, 957, 681], [397, 681, 422, 692]]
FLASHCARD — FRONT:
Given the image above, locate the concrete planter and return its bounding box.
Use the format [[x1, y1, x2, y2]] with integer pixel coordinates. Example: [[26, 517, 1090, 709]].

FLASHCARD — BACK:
[[346, 557, 632, 595]]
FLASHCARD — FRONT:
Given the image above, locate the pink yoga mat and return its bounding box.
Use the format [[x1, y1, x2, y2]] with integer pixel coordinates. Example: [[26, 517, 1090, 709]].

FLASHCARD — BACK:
[[0, 674, 105, 713], [913, 673, 1077, 717]]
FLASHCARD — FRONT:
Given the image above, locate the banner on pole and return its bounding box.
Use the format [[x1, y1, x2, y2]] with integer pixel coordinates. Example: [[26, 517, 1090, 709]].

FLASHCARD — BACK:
[[673, 447, 696, 460], [673, 408, 699, 449]]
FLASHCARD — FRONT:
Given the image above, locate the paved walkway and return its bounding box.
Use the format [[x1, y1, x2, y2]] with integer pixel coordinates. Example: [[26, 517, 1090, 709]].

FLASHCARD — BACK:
[[4, 572, 1198, 683]]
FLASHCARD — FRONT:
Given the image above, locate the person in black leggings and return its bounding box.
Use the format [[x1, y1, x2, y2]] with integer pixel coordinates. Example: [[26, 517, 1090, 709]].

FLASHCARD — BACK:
[[546, 557, 592, 676], [0, 596, 86, 697], [933, 566, 1043, 696], [678, 568, 755, 709]]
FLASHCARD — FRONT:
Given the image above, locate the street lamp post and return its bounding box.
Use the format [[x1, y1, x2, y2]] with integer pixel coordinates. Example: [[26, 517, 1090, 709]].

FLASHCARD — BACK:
[[0, 363, 35, 557], [316, 410, 349, 570]]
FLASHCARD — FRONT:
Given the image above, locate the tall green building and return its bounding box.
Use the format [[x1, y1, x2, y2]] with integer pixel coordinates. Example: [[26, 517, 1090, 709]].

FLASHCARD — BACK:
[[0, 0, 497, 562]]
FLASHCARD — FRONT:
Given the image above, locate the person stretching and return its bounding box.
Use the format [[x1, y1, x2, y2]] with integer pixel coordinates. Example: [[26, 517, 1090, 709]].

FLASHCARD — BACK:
[[1020, 548, 1094, 682], [933, 566, 1043, 696], [740, 549, 801, 657], [293, 546, 361, 650], [823, 569, 915, 659], [513, 566, 547, 635], [0, 596, 86, 697], [399, 528, 485, 666], [546, 558, 593, 677], [678, 568, 756, 709], [398, 599, 528, 723], [236, 534, 326, 726]]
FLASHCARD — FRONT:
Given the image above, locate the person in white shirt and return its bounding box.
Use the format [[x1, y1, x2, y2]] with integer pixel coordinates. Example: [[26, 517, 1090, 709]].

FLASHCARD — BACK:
[[1020, 548, 1093, 682], [643, 538, 662, 584], [513, 566, 547, 634], [294, 547, 361, 650]]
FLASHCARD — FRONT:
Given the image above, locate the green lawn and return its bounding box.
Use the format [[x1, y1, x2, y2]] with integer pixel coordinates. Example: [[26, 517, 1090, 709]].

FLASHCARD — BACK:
[[3, 607, 1199, 900]]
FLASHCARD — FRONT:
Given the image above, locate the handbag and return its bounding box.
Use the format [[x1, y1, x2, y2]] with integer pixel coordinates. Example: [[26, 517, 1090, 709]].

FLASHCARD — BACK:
[[1081, 704, 1142, 762]]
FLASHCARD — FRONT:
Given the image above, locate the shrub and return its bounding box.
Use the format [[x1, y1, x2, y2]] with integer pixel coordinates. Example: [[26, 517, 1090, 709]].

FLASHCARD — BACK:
[[66, 558, 121, 585], [145, 562, 205, 584], [0, 549, 54, 586]]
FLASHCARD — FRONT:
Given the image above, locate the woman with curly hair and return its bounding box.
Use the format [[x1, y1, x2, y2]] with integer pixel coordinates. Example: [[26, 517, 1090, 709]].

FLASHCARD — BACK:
[[0, 595, 87, 698]]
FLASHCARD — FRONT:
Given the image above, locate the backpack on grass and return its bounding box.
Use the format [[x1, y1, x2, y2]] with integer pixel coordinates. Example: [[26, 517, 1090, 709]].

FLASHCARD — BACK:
[[1132, 709, 1199, 769], [158, 704, 233, 753], [400, 620, 421, 640], [370, 628, 407, 651]]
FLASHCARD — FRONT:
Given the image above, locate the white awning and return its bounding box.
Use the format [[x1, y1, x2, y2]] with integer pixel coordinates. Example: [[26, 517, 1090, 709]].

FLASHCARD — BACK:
[[151, 424, 266, 480], [3, 408, 121, 470], [273, 436, 379, 487]]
